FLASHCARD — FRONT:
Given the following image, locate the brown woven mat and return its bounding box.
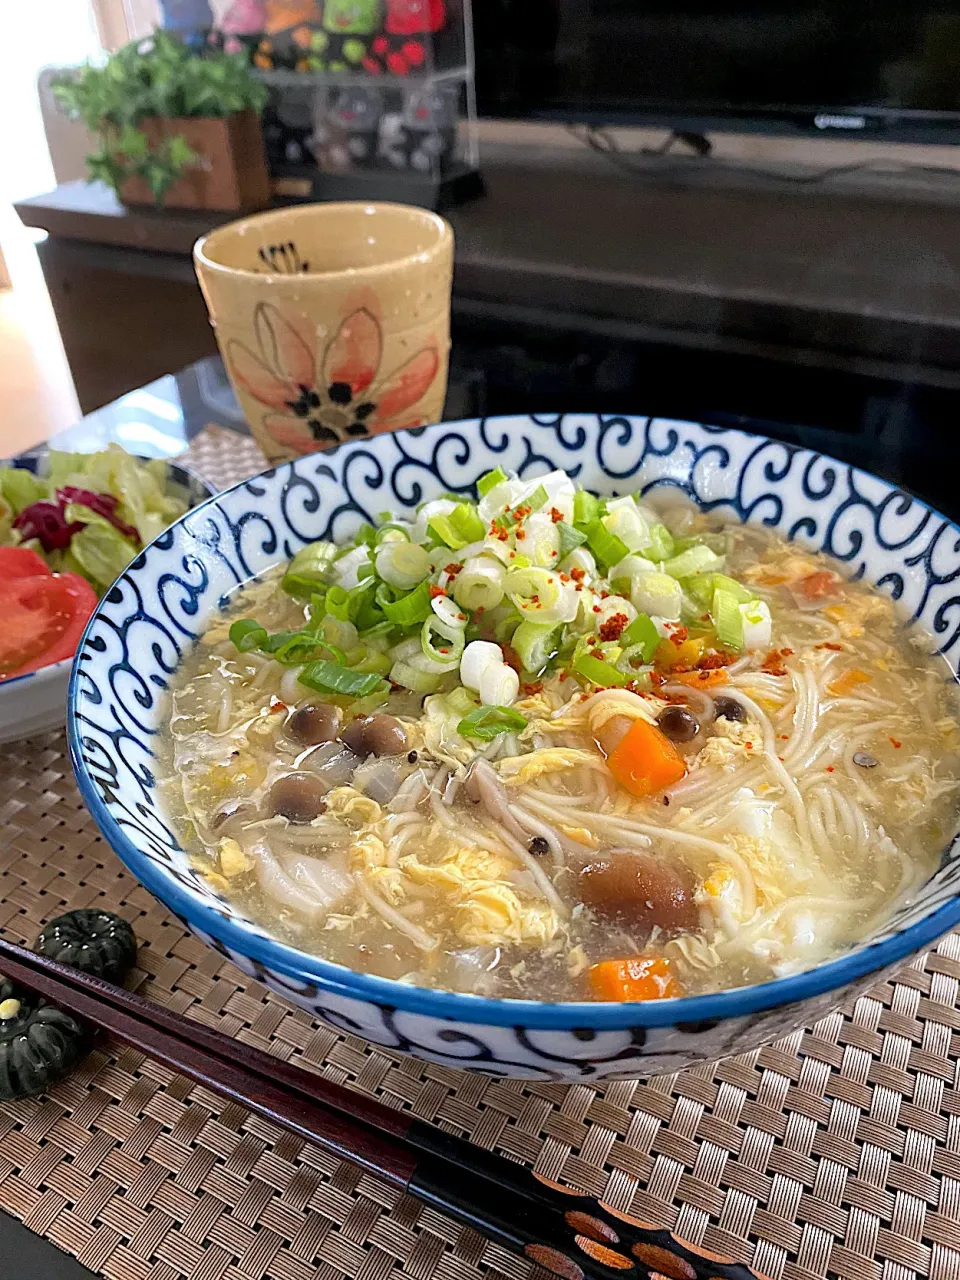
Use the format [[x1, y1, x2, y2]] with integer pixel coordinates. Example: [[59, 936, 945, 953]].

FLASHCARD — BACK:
[[2, 425, 960, 1280]]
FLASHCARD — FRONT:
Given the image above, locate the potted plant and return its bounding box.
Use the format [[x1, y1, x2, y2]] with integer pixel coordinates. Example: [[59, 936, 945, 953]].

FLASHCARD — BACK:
[[53, 30, 271, 212]]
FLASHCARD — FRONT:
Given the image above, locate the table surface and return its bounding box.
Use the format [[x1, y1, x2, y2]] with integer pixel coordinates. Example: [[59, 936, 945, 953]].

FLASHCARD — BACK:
[[10, 357, 960, 1280]]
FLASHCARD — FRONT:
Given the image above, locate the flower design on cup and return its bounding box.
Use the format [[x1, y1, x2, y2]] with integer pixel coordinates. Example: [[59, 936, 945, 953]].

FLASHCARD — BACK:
[[227, 301, 440, 453]]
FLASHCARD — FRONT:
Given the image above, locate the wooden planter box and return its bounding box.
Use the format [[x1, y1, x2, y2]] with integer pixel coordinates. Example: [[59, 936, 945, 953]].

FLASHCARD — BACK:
[[120, 110, 270, 213]]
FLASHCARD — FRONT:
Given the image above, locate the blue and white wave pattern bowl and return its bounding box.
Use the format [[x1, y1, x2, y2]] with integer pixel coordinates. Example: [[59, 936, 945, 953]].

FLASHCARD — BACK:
[[67, 415, 960, 1080]]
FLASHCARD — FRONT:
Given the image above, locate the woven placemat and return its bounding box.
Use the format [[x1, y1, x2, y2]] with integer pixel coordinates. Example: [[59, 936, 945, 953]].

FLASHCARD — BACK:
[[2, 424, 960, 1280]]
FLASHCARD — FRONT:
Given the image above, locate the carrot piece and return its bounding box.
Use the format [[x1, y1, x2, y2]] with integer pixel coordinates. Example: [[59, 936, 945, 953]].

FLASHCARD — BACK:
[[828, 668, 871, 696], [606, 717, 687, 796], [796, 570, 839, 600], [589, 956, 681, 1002], [673, 667, 730, 689]]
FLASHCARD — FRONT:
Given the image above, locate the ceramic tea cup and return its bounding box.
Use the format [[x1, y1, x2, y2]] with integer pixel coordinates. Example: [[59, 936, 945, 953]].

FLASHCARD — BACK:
[[194, 202, 453, 464]]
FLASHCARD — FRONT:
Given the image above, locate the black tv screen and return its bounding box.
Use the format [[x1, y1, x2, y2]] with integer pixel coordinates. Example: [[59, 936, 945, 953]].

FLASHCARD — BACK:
[[473, 3, 960, 137]]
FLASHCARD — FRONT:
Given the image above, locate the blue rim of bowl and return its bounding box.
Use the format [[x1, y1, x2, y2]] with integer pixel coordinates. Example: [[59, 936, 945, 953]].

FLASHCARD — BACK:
[[67, 420, 960, 1032]]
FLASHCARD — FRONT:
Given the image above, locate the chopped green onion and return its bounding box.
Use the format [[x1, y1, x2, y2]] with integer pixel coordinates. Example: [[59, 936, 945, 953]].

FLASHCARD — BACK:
[[389, 659, 445, 693], [376, 580, 433, 626], [428, 512, 469, 550], [260, 629, 299, 654], [646, 523, 675, 561], [477, 466, 508, 497], [615, 646, 654, 682], [662, 545, 722, 580], [494, 613, 522, 644], [298, 660, 385, 697], [512, 620, 559, 674], [449, 503, 485, 543], [360, 620, 396, 641], [631, 572, 682, 620], [573, 651, 630, 687], [352, 523, 377, 547], [686, 572, 755, 607], [350, 648, 393, 675], [712, 588, 744, 649], [458, 705, 528, 740], [229, 619, 267, 652], [583, 519, 629, 570], [281, 541, 337, 598], [573, 490, 599, 526], [422, 615, 465, 667], [619, 613, 661, 663], [274, 633, 337, 666], [374, 523, 411, 544], [524, 485, 549, 512], [557, 522, 588, 558], [325, 584, 351, 621]]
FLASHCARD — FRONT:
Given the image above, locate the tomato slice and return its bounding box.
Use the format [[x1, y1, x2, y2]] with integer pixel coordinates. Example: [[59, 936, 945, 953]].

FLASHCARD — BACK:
[[0, 546, 52, 580], [0, 572, 98, 680]]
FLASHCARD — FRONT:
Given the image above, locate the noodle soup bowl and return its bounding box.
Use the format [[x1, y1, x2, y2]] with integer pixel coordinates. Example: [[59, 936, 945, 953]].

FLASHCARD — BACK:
[[67, 414, 960, 1080]]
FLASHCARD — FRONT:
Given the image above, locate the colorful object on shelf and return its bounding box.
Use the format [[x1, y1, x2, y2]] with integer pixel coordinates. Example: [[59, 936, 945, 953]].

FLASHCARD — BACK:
[[264, 0, 320, 33], [323, 0, 381, 35], [218, 0, 266, 48], [158, 0, 214, 29], [385, 0, 445, 34], [312, 87, 383, 169], [381, 85, 457, 171]]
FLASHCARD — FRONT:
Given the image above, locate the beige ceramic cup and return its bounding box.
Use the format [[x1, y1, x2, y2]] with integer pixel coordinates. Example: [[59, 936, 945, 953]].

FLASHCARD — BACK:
[[194, 202, 453, 464]]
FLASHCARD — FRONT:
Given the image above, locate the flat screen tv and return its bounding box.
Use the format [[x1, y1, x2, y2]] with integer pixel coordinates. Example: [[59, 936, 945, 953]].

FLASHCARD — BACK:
[[473, 3, 960, 140]]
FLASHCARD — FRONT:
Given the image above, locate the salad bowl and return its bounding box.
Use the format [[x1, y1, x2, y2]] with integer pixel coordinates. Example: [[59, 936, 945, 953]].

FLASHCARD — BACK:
[[0, 449, 212, 746], [67, 414, 960, 1080]]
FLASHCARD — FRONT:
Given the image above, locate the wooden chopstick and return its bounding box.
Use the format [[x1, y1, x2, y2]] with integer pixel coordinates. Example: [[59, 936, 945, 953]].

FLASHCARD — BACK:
[[0, 934, 763, 1280]]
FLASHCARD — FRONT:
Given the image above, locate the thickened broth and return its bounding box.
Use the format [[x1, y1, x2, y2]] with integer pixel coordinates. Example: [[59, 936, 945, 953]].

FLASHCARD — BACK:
[[160, 473, 960, 1002]]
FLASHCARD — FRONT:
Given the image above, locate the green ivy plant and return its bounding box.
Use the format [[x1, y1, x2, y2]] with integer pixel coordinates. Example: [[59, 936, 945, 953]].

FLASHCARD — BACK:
[[53, 30, 269, 206]]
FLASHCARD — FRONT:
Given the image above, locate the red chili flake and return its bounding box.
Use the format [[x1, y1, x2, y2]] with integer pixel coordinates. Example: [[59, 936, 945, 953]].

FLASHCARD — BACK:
[[515, 528, 526, 540], [600, 590, 610, 599], [599, 612, 629, 642], [587, 636, 597, 646], [817, 642, 844, 651], [592, 604, 602, 613], [549, 507, 564, 523], [531, 594, 540, 603], [439, 647, 450, 655], [489, 521, 509, 541], [570, 568, 586, 582], [889, 737, 902, 749], [559, 671, 568, 682], [697, 651, 729, 671], [444, 562, 463, 578], [701, 614, 711, 623], [522, 681, 544, 696], [269, 697, 288, 711], [512, 504, 531, 520], [781, 648, 795, 657], [559, 573, 570, 583], [474, 606, 485, 616], [457, 612, 466, 621], [662, 795, 670, 806], [574, 583, 584, 591], [745, 741, 754, 749], [761, 648, 789, 676], [777, 755, 785, 761], [429, 584, 446, 598], [825, 765, 835, 772], [509, 551, 516, 559], [669, 626, 689, 648], [502, 646, 522, 673], [650, 671, 666, 687], [779, 734, 789, 740], [551, 550, 559, 556]]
